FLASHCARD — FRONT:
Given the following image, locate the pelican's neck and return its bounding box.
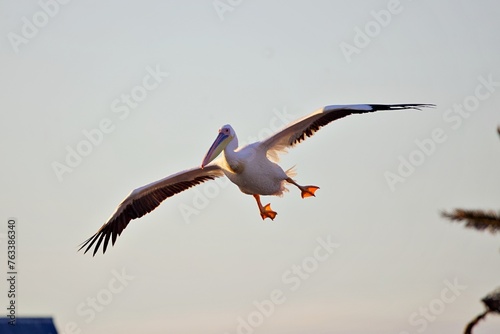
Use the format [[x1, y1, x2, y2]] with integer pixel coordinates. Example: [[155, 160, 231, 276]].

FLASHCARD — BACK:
[[224, 133, 239, 156], [223, 134, 241, 172]]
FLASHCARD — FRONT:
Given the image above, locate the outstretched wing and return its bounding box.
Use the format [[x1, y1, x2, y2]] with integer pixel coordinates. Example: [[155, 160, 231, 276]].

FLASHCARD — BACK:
[[260, 104, 434, 161], [79, 164, 225, 256]]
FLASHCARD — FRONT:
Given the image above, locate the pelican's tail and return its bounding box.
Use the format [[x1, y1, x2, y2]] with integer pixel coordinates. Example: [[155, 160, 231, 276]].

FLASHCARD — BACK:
[[275, 166, 297, 197], [285, 165, 297, 178]]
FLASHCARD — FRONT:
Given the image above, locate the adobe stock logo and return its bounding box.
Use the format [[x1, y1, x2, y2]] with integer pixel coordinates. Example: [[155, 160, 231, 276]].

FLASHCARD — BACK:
[[223, 235, 339, 334], [7, 0, 72, 54], [339, 0, 404, 63], [384, 74, 499, 191], [51, 65, 169, 182], [398, 278, 467, 334], [213, 0, 243, 21], [61, 268, 134, 334]]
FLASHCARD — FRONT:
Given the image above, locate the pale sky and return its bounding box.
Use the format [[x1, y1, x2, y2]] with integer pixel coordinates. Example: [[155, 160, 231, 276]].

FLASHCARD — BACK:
[[1, 1, 500, 333]]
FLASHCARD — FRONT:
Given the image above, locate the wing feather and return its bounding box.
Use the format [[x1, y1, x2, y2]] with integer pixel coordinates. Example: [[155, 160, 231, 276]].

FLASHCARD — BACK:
[[79, 164, 225, 256], [261, 104, 434, 161]]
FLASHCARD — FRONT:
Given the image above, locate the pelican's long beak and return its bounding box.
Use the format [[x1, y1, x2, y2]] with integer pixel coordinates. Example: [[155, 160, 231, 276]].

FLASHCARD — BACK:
[[201, 131, 230, 168]]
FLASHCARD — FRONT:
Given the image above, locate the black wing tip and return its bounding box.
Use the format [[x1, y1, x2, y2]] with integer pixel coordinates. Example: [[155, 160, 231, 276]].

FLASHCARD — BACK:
[[369, 103, 436, 111], [77, 235, 94, 254], [77, 231, 112, 257]]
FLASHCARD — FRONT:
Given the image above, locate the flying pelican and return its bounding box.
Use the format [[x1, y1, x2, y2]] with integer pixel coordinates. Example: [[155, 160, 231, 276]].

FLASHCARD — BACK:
[[79, 103, 433, 255]]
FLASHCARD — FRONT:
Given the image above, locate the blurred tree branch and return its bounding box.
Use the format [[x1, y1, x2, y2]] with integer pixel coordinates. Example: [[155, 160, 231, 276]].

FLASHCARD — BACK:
[[464, 288, 500, 334], [441, 209, 500, 234], [482, 288, 500, 313], [441, 127, 500, 334]]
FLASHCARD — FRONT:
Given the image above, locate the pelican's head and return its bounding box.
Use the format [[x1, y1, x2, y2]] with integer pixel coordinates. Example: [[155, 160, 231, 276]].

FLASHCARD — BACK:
[[201, 124, 235, 168]]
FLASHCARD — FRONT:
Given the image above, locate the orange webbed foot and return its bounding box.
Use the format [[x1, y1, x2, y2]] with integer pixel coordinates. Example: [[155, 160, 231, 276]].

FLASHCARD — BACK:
[[253, 194, 277, 220], [300, 186, 320, 199], [260, 203, 277, 220]]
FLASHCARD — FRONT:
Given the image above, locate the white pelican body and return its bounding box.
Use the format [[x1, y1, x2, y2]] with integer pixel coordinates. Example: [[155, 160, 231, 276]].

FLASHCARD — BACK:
[[220, 140, 289, 196], [80, 103, 433, 255]]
